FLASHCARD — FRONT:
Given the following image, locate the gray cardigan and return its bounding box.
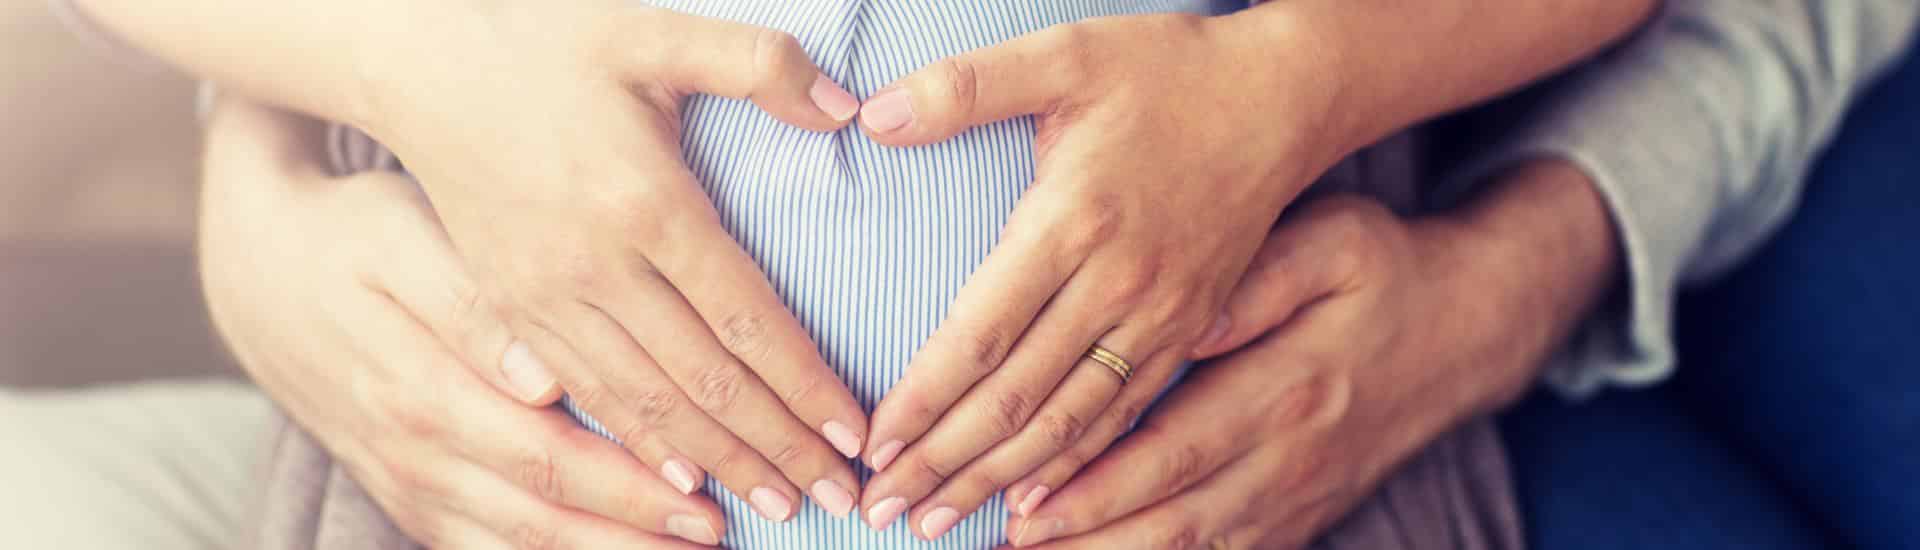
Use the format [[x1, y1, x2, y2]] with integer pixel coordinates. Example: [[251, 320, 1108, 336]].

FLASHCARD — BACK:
[[1439, 0, 1918, 397]]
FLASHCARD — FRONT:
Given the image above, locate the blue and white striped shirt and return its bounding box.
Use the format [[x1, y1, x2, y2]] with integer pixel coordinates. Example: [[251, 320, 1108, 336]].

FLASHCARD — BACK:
[[560, 1, 1237, 548]]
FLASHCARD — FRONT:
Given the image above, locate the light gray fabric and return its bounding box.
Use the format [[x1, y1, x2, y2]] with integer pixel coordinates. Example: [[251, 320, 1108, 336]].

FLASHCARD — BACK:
[[1442, 0, 1920, 397], [0, 381, 273, 550]]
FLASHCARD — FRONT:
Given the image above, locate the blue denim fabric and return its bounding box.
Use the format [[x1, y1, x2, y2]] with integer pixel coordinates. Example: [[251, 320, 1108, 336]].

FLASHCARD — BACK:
[[1503, 49, 1920, 550]]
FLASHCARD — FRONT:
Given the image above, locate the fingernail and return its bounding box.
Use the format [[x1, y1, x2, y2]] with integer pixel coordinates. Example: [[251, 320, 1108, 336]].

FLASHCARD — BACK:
[[1015, 517, 1064, 547], [822, 421, 863, 459], [661, 460, 700, 495], [500, 341, 556, 402], [920, 507, 961, 540], [810, 479, 855, 518], [1016, 485, 1051, 517], [869, 440, 905, 472], [665, 515, 720, 546], [810, 74, 860, 121], [860, 88, 915, 133], [1195, 314, 1232, 355], [865, 496, 908, 531], [749, 487, 794, 521]]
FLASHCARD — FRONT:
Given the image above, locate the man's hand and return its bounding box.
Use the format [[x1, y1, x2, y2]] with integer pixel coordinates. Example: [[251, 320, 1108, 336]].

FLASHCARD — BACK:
[[1003, 161, 1621, 549]]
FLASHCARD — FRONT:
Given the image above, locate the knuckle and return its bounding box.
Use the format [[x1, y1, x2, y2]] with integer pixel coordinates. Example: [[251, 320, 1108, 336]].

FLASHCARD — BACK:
[[717, 310, 771, 363], [1037, 23, 1098, 84], [780, 373, 825, 407], [911, 455, 957, 483], [749, 28, 804, 89], [514, 448, 563, 502], [391, 401, 447, 440], [708, 443, 750, 474], [552, 251, 605, 291], [692, 364, 746, 413], [1153, 521, 1202, 550], [764, 437, 807, 466], [986, 391, 1036, 439], [384, 459, 439, 497], [1159, 442, 1209, 493], [1105, 269, 1156, 308], [632, 386, 683, 428], [933, 56, 982, 118], [1035, 410, 1089, 448], [944, 326, 1013, 372], [1059, 194, 1123, 255], [507, 521, 564, 550]]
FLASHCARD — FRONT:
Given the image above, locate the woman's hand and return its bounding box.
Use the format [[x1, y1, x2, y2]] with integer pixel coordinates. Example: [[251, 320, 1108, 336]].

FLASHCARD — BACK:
[[996, 196, 1455, 549], [848, 14, 1346, 537], [350, 2, 870, 520], [1005, 160, 1620, 548], [200, 99, 733, 547]]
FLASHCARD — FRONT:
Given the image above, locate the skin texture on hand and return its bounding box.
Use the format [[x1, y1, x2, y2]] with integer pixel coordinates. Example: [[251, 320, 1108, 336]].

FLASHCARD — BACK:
[[198, 99, 726, 548], [84, 0, 882, 523], [1003, 159, 1620, 549], [846, 0, 1654, 539]]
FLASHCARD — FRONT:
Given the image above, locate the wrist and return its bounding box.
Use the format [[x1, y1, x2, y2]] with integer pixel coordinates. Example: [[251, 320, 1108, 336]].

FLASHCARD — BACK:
[[1411, 158, 1621, 414], [1201, 9, 1356, 170]]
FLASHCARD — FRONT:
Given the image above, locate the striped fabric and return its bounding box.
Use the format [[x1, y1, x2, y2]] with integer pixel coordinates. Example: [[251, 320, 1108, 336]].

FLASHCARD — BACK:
[[558, 1, 1238, 548]]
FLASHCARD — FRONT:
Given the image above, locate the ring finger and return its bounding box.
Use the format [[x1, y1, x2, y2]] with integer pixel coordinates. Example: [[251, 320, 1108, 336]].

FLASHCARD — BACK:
[[860, 281, 1132, 527], [908, 345, 1165, 540]]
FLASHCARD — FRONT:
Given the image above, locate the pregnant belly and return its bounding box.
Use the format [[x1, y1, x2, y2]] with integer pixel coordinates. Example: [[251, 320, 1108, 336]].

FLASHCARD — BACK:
[[567, 1, 1237, 548]]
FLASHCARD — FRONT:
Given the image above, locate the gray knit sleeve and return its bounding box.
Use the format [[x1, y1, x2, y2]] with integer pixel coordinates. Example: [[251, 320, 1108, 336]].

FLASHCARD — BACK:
[[1440, 0, 1919, 397]]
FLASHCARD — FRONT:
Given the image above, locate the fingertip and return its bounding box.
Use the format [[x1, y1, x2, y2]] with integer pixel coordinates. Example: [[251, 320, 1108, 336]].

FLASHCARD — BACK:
[[857, 86, 917, 141], [822, 420, 864, 459], [500, 341, 561, 404], [807, 73, 861, 125], [1188, 314, 1233, 359]]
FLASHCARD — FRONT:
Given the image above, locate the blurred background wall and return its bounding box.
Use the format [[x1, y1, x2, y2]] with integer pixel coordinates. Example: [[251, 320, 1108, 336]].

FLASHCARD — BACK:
[[0, 0, 236, 386]]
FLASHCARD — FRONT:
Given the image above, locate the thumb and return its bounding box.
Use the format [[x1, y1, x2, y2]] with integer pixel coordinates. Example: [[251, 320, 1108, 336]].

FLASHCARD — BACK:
[[615, 8, 858, 132], [858, 25, 1086, 146], [1190, 210, 1357, 359]]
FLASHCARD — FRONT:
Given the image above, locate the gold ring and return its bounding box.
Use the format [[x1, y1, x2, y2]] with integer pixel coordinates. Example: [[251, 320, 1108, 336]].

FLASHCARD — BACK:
[[1084, 345, 1134, 384]]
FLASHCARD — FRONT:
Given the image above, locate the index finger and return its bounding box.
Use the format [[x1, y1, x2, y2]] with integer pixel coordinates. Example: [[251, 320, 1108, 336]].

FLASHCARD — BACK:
[[863, 204, 1083, 474], [645, 204, 872, 463]]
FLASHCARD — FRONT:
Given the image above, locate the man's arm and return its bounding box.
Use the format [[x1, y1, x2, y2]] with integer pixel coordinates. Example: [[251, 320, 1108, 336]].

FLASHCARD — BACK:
[[1442, 0, 1920, 397]]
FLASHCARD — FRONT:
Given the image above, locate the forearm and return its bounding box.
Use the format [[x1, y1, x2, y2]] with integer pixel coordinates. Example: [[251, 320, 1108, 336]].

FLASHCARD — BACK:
[[1216, 0, 1659, 157], [69, 0, 479, 127], [1415, 159, 1621, 415]]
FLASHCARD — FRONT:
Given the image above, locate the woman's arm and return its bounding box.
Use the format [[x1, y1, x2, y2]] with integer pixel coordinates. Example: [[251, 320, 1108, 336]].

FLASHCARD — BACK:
[[843, 0, 1661, 539], [1220, 0, 1662, 156], [68, 0, 421, 127], [70, 0, 879, 522]]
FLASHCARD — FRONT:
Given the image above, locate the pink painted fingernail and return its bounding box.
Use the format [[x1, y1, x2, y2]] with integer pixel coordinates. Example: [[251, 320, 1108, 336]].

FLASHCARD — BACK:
[[823, 421, 863, 459], [750, 487, 794, 521], [810, 74, 861, 121], [499, 341, 556, 402], [860, 88, 915, 132], [810, 479, 855, 518], [920, 507, 961, 540], [665, 514, 720, 545], [1015, 517, 1065, 547], [866, 496, 908, 531], [661, 460, 701, 495], [869, 440, 905, 472], [1016, 485, 1051, 517]]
